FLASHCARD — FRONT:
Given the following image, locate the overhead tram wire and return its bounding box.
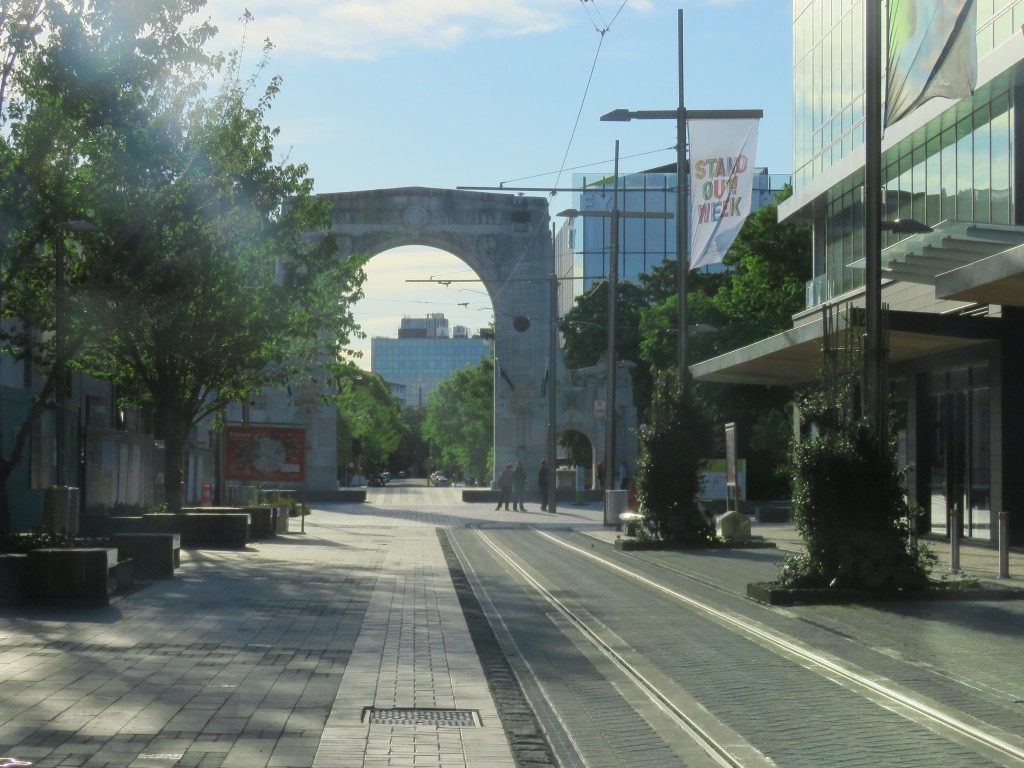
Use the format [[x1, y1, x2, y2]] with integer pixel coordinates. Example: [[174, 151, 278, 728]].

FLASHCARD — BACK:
[[491, 0, 633, 298]]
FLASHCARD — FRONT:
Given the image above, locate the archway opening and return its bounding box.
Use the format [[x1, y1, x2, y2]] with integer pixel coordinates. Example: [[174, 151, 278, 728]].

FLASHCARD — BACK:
[[343, 245, 495, 485], [559, 428, 599, 491], [350, 245, 493, 370]]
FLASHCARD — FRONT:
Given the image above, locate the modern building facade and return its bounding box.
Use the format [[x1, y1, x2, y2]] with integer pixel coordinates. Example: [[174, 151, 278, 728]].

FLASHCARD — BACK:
[[693, 0, 1024, 545], [554, 167, 791, 314], [371, 314, 492, 408]]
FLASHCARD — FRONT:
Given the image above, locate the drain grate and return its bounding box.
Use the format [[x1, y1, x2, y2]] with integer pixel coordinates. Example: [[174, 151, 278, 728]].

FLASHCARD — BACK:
[[361, 707, 481, 727]]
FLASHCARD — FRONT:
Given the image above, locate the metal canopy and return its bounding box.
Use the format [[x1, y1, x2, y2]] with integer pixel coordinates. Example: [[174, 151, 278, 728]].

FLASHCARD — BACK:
[[935, 243, 1024, 307], [691, 310, 1002, 386], [850, 220, 1024, 286]]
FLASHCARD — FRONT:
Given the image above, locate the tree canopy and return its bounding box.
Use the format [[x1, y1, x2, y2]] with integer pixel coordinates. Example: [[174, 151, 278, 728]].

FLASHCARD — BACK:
[[333, 366, 410, 481], [0, 3, 368, 514], [422, 358, 493, 485]]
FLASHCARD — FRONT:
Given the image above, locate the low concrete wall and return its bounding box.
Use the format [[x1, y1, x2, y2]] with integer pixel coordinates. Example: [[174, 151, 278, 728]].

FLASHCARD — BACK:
[[113, 533, 180, 579]]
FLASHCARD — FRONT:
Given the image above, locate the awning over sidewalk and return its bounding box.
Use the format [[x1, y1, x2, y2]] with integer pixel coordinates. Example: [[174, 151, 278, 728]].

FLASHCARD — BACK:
[[935, 243, 1024, 306], [691, 311, 1002, 386]]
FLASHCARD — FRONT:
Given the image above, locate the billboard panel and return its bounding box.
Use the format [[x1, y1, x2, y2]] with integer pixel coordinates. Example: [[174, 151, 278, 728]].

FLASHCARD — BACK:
[[224, 425, 306, 482]]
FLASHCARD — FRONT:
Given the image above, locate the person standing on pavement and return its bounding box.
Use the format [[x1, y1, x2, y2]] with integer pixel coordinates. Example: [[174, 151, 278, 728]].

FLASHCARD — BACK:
[[512, 461, 527, 511], [538, 459, 549, 512], [495, 463, 514, 510]]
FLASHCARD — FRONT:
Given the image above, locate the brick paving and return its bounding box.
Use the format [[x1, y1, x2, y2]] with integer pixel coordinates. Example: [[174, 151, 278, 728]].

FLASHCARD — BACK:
[[1, 487, 1020, 768]]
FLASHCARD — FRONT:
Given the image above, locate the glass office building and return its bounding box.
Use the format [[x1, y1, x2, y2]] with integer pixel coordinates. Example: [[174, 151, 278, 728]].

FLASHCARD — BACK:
[[371, 334, 491, 409], [694, 0, 1024, 545], [554, 168, 790, 313]]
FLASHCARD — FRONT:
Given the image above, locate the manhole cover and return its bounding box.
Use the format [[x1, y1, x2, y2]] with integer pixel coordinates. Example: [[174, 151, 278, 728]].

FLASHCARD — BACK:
[[361, 707, 481, 727]]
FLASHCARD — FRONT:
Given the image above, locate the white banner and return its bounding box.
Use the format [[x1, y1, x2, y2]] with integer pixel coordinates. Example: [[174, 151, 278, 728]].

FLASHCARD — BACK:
[[688, 118, 759, 271], [886, 0, 977, 127]]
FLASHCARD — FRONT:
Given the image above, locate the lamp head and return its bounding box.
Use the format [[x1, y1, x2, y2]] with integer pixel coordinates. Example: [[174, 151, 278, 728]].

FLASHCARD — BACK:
[[600, 109, 634, 122]]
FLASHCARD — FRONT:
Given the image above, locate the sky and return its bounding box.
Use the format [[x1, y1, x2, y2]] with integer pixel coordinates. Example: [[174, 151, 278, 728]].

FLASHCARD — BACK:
[[198, 0, 795, 368]]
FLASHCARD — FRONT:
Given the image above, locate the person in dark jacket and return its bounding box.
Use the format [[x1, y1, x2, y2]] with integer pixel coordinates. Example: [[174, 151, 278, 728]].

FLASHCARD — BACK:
[[495, 463, 513, 510], [512, 461, 527, 511]]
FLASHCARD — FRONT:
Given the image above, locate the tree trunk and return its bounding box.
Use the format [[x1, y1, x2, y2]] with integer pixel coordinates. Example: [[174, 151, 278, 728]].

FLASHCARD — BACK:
[[163, 426, 188, 513]]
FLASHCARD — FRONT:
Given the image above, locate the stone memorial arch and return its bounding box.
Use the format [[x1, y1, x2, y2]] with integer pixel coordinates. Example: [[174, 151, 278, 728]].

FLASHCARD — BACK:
[[317, 187, 637, 485]]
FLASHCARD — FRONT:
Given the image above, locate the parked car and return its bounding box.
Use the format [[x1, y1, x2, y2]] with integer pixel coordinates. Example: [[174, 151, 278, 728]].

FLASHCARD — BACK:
[[432, 474, 451, 487]]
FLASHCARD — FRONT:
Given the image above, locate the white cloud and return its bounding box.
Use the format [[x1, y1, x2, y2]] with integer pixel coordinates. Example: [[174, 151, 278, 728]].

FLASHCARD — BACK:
[[203, 0, 573, 61]]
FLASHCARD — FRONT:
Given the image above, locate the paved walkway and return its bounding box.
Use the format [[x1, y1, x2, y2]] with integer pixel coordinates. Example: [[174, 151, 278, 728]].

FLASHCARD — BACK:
[[0, 489, 1021, 768]]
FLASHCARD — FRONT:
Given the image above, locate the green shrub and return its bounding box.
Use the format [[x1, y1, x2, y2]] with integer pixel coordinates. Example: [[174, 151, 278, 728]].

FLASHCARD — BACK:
[[265, 495, 309, 517], [780, 419, 931, 590], [0, 529, 114, 553], [635, 379, 715, 543]]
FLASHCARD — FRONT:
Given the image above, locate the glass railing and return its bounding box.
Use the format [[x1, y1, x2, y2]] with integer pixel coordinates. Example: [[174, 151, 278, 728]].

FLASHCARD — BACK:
[[805, 274, 826, 309]]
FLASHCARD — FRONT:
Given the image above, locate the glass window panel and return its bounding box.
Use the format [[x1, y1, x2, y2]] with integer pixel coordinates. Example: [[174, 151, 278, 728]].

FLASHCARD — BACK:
[[995, 7, 1013, 43], [941, 128, 957, 220], [926, 137, 941, 224], [912, 144, 927, 224], [990, 98, 1011, 224], [956, 120, 973, 220], [974, 105, 992, 223], [898, 152, 913, 223]]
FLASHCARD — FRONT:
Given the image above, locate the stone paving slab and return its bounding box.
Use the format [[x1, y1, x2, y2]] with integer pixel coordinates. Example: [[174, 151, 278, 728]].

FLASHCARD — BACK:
[[0, 490, 568, 768]]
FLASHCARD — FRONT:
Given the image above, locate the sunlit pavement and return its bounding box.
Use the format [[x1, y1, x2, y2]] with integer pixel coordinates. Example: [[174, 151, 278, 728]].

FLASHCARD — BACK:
[[0, 483, 1020, 768]]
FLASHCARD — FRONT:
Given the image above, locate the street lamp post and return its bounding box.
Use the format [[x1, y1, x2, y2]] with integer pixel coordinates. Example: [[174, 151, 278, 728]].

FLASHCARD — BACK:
[[601, 9, 762, 385], [559, 144, 670, 523]]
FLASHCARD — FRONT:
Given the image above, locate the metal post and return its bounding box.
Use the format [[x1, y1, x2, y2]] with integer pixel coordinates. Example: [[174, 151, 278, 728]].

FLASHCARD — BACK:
[[548, 225, 558, 515], [864, 0, 887, 446], [949, 504, 961, 573], [998, 511, 1010, 579], [676, 8, 689, 385], [604, 142, 620, 502]]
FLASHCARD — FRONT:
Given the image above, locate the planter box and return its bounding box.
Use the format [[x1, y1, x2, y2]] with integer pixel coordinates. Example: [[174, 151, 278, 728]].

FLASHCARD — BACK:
[[26, 548, 119, 604], [0, 554, 27, 605], [108, 516, 146, 535], [143, 513, 181, 534], [179, 512, 249, 549], [239, 506, 277, 539], [113, 533, 180, 579]]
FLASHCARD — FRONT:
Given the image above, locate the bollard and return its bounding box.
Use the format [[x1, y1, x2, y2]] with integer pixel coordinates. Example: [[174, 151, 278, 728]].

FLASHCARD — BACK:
[[949, 505, 961, 573], [998, 511, 1010, 579]]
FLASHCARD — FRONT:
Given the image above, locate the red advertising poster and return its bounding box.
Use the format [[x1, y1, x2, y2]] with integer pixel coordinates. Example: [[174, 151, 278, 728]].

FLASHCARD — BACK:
[[224, 426, 306, 481]]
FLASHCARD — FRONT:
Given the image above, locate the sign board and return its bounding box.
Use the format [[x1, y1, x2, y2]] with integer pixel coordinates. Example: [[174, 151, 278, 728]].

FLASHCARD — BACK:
[[594, 398, 606, 418], [724, 422, 737, 486], [700, 459, 747, 501], [224, 425, 306, 482]]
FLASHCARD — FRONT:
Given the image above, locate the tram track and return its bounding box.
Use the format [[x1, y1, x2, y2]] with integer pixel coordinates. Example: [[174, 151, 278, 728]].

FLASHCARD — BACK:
[[464, 526, 1024, 768]]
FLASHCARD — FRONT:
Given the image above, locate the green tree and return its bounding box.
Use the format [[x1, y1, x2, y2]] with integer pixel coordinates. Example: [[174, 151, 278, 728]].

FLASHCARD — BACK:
[[635, 187, 810, 498], [333, 366, 410, 481], [65, 13, 365, 510], [0, 4, 364, 518], [422, 359, 493, 485], [0, 0, 222, 530], [635, 378, 714, 542]]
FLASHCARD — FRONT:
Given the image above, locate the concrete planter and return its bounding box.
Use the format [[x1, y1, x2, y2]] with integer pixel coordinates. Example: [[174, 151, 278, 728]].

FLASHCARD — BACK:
[[26, 548, 119, 605], [113, 533, 180, 579], [0, 554, 27, 605]]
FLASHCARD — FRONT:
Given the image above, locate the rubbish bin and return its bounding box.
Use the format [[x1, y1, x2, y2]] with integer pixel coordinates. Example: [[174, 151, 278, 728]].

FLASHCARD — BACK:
[[604, 490, 628, 527]]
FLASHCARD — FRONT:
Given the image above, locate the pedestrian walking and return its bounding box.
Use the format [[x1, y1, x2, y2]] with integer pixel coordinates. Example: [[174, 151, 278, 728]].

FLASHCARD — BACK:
[[538, 459, 549, 512], [495, 463, 513, 510], [512, 461, 527, 511]]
